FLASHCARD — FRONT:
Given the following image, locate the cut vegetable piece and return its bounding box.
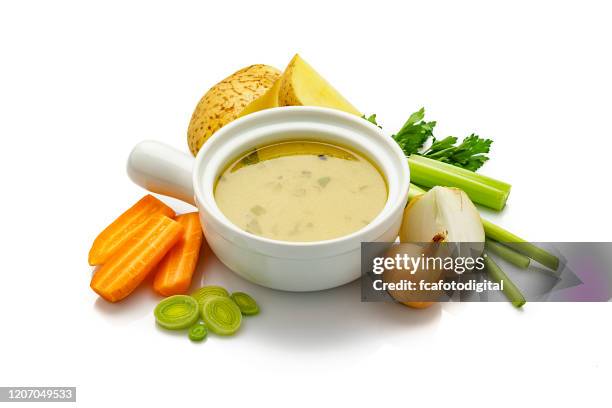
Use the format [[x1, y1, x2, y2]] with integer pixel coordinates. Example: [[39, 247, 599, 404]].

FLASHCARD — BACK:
[[484, 254, 526, 308], [485, 240, 530, 269], [409, 183, 559, 271], [188, 322, 208, 342], [408, 155, 510, 211], [188, 64, 281, 155], [90, 215, 183, 302], [191, 286, 229, 307], [277, 54, 361, 115], [88, 195, 175, 265], [238, 77, 281, 118], [231, 292, 259, 316], [400, 186, 485, 244], [482, 220, 559, 271], [154, 295, 200, 330], [200, 296, 242, 336], [153, 213, 203, 296], [410, 155, 511, 192]]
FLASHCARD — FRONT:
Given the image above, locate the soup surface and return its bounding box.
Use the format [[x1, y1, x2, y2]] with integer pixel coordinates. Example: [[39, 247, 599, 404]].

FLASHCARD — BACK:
[[214, 141, 387, 242]]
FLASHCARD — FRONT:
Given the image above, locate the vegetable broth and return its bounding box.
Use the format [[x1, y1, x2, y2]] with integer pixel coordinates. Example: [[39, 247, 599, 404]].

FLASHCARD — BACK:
[[214, 141, 387, 242]]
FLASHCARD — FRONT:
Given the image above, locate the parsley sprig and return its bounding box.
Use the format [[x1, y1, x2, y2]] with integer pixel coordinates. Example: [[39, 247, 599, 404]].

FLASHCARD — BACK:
[[365, 108, 493, 171]]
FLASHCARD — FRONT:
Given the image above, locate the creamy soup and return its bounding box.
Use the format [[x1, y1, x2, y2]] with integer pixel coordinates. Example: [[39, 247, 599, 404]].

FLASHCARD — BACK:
[[214, 141, 387, 242]]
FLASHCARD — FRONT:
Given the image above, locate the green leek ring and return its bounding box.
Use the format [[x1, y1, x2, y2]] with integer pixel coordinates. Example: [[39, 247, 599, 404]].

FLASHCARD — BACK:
[[191, 286, 229, 307], [154, 295, 199, 330], [188, 323, 208, 342], [231, 292, 259, 315], [200, 296, 242, 336]]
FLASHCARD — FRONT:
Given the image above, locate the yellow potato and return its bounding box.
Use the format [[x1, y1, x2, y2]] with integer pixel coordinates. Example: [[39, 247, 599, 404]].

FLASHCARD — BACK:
[[187, 64, 281, 155], [237, 77, 281, 118], [277, 54, 361, 116]]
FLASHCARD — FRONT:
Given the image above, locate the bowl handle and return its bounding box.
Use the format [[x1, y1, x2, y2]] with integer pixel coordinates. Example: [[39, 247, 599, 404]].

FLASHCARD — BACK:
[[127, 141, 195, 205]]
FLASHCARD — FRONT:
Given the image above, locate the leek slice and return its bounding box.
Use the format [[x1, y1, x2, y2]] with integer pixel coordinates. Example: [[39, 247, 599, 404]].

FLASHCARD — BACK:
[[231, 292, 260, 316], [188, 322, 208, 342], [200, 296, 242, 336], [154, 295, 199, 330], [191, 286, 229, 307]]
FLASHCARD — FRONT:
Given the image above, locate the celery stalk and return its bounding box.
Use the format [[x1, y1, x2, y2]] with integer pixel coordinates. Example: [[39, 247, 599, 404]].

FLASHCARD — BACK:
[[484, 254, 526, 308], [408, 183, 427, 200], [482, 220, 559, 271], [408, 155, 510, 211], [485, 240, 530, 269], [410, 155, 512, 191], [408, 183, 559, 271]]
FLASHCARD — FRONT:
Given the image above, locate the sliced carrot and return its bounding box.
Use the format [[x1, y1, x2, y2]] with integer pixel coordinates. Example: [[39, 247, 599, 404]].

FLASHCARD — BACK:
[[91, 214, 183, 302], [88, 195, 175, 265], [153, 212, 203, 296]]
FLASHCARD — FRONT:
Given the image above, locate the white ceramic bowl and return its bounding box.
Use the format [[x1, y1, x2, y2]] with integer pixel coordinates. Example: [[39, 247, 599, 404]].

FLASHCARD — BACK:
[[127, 107, 410, 291]]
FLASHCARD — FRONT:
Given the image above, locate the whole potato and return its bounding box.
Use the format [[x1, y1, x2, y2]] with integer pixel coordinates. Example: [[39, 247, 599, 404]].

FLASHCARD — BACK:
[[187, 64, 281, 155]]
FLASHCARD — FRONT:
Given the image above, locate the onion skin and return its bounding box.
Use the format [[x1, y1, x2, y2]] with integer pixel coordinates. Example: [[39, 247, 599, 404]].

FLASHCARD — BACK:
[[401, 301, 434, 309], [382, 244, 444, 309]]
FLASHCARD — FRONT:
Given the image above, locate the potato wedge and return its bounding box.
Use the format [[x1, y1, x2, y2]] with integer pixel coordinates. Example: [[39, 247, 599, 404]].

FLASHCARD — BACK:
[[237, 77, 281, 118], [187, 64, 281, 155], [277, 54, 361, 116]]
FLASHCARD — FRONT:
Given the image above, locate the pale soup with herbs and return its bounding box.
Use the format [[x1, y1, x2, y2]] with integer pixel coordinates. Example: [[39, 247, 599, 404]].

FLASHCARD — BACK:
[[214, 141, 387, 242]]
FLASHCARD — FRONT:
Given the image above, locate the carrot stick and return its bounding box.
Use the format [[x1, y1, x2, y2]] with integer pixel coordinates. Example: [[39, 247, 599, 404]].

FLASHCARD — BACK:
[[88, 195, 175, 265], [153, 213, 203, 296], [91, 214, 183, 302]]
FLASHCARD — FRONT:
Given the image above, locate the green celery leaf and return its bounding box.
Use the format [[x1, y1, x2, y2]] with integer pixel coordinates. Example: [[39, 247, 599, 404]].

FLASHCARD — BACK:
[[362, 113, 382, 128], [425, 133, 492, 171], [392, 108, 436, 156], [365, 107, 494, 172]]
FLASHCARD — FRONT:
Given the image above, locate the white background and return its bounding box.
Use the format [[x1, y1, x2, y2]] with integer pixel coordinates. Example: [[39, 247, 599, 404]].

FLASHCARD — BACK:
[[1, 0, 611, 407]]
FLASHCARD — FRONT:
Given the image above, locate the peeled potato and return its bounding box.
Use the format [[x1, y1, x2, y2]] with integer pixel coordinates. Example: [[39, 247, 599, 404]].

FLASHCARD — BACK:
[[277, 54, 361, 116], [187, 64, 281, 155]]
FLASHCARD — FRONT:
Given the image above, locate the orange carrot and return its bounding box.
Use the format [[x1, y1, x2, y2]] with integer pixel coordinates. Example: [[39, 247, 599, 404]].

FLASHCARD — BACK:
[[153, 213, 203, 296], [91, 214, 183, 302], [88, 195, 175, 265]]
